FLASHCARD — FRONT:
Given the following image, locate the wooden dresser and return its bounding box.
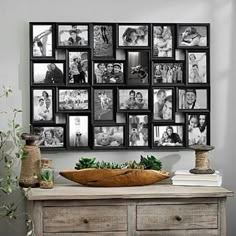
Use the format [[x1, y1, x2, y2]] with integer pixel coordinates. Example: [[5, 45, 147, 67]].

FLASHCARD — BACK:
[[24, 185, 233, 236]]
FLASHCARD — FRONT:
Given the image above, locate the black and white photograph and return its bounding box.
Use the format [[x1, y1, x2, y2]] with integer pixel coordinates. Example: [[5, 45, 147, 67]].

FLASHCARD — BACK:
[[58, 89, 89, 111], [153, 125, 183, 147], [187, 52, 207, 83], [94, 62, 124, 84], [32, 126, 64, 148], [153, 62, 184, 84], [94, 126, 124, 147], [153, 88, 174, 121], [57, 24, 89, 46], [68, 115, 89, 147], [93, 24, 114, 58], [32, 24, 53, 58], [118, 25, 149, 47], [68, 50, 89, 84], [127, 51, 149, 85], [187, 113, 209, 146], [178, 24, 208, 48], [32, 89, 54, 122], [178, 88, 208, 110], [32, 61, 64, 84], [94, 89, 113, 121], [129, 115, 149, 147], [118, 89, 149, 110], [153, 25, 174, 58]]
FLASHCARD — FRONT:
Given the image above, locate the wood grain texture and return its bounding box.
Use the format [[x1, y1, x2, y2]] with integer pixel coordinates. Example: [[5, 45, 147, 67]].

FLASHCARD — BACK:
[[137, 203, 218, 230], [59, 169, 170, 187], [24, 184, 234, 201], [43, 206, 127, 232]]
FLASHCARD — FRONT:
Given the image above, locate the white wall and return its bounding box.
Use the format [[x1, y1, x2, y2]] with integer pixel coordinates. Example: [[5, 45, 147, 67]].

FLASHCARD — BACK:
[[0, 0, 235, 235]]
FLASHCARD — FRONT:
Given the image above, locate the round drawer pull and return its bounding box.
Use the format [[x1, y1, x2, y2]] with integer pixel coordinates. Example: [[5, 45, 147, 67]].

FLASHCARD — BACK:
[[175, 215, 182, 221], [83, 218, 89, 224]]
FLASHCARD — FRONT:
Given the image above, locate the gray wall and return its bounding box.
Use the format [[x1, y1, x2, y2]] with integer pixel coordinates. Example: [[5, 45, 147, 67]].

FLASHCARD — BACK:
[[0, 0, 235, 235]]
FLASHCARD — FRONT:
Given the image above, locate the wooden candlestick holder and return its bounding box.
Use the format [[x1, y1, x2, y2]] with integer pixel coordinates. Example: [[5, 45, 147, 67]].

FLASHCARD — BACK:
[[189, 145, 215, 174]]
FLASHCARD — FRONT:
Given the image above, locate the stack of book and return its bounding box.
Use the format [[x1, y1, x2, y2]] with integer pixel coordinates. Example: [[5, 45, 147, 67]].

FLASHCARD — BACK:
[[172, 170, 222, 186]]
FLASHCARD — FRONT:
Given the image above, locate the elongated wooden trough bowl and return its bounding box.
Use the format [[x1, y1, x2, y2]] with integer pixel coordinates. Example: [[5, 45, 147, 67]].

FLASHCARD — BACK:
[[59, 169, 170, 187]]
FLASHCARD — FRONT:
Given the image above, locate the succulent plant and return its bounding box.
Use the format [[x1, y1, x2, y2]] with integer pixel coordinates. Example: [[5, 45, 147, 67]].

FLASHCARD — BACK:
[[75, 157, 97, 170], [140, 155, 162, 171]]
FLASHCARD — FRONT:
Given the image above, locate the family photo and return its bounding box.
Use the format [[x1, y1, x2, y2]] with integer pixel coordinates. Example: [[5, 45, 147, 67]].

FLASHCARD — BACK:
[[178, 25, 208, 47], [153, 89, 173, 121], [94, 126, 124, 147], [69, 115, 89, 147], [153, 25, 173, 58], [119, 89, 148, 110], [68, 51, 88, 84], [128, 51, 149, 85], [33, 62, 64, 84], [94, 62, 124, 84], [118, 25, 149, 47], [58, 89, 88, 111], [32, 24, 53, 57], [153, 125, 183, 147], [188, 52, 207, 83], [93, 25, 114, 58], [153, 62, 183, 84], [178, 88, 208, 110], [188, 114, 208, 146], [129, 115, 149, 147], [94, 89, 113, 121], [33, 126, 64, 148], [33, 89, 53, 122], [57, 25, 88, 46]]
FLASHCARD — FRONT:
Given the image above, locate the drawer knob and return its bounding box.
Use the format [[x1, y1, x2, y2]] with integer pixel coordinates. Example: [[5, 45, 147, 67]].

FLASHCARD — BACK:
[[83, 218, 89, 224], [175, 215, 182, 221]]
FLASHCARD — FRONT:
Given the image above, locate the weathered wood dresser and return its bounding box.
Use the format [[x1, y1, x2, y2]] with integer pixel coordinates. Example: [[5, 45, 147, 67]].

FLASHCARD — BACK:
[[24, 185, 233, 236]]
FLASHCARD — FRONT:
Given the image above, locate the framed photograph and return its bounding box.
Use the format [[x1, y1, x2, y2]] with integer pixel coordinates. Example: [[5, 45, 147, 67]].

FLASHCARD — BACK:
[[93, 89, 114, 121], [118, 24, 149, 48], [177, 24, 209, 48], [153, 88, 174, 121], [187, 113, 210, 146], [31, 125, 65, 149], [153, 124, 184, 148], [93, 61, 125, 84], [31, 88, 54, 123], [128, 114, 149, 147], [68, 115, 89, 148], [67, 49, 90, 84], [152, 24, 175, 58], [57, 24, 89, 47], [127, 51, 149, 85], [57, 88, 89, 112], [93, 125, 125, 148], [93, 24, 115, 58], [118, 88, 149, 111], [152, 61, 184, 85], [30, 23, 54, 58], [187, 51, 209, 84], [178, 88, 209, 111], [31, 61, 65, 85]]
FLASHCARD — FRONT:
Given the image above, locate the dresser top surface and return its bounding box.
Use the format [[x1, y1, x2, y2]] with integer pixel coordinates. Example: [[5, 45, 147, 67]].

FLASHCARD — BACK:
[[24, 184, 233, 200]]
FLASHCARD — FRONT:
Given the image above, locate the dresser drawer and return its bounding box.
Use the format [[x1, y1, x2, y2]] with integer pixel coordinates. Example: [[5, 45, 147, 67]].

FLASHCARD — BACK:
[[44, 233, 128, 236], [43, 206, 127, 232], [137, 203, 218, 230]]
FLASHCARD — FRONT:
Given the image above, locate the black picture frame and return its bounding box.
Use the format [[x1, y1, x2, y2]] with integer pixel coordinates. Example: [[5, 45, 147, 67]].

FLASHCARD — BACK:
[[177, 23, 210, 49], [117, 23, 150, 49], [56, 23, 90, 48], [93, 60, 126, 85], [56, 87, 90, 113], [92, 23, 116, 59], [152, 24, 175, 59], [93, 124, 126, 149], [30, 23, 55, 60], [186, 112, 210, 147]]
